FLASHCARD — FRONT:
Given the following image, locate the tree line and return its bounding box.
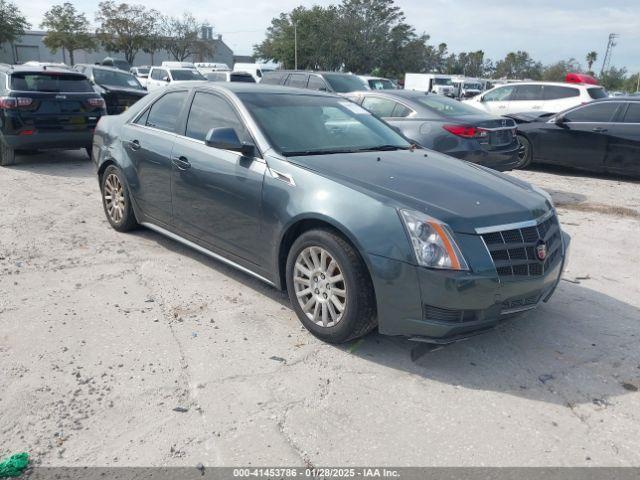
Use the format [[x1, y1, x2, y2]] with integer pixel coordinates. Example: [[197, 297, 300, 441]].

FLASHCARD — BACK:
[[254, 0, 637, 91], [0, 0, 213, 66]]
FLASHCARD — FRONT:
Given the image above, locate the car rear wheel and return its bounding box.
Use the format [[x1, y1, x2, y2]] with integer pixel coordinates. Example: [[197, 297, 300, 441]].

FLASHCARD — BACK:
[[100, 165, 138, 232], [0, 141, 16, 167], [286, 229, 376, 344], [516, 134, 532, 169]]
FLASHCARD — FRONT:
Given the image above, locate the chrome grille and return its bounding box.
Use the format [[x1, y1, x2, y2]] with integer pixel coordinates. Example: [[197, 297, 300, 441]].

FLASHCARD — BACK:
[[481, 213, 562, 279]]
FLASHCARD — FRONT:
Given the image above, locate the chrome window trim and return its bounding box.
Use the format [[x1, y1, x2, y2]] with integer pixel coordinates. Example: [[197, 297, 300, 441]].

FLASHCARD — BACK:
[[141, 222, 275, 287], [475, 209, 555, 235]]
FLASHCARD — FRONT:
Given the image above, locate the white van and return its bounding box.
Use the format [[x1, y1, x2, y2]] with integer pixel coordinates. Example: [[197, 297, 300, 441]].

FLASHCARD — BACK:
[[232, 63, 275, 83], [161, 61, 197, 70], [404, 73, 455, 97]]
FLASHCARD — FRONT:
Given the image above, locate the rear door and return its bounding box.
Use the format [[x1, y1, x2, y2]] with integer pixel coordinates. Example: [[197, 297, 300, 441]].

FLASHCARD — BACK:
[[508, 85, 544, 114], [284, 73, 309, 89], [605, 102, 640, 176], [7, 71, 102, 134], [170, 90, 266, 266], [122, 90, 189, 225], [543, 85, 581, 112], [537, 102, 622, 172]]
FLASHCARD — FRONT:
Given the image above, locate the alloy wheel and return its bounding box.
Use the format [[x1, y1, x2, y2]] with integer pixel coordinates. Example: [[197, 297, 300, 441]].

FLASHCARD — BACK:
[[293, 246, 347, 327], [103, 173, 126, 223]]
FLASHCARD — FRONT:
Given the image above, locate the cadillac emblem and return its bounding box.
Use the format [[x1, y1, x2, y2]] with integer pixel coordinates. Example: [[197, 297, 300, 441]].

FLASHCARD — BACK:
[[535, 240, 547, 261]]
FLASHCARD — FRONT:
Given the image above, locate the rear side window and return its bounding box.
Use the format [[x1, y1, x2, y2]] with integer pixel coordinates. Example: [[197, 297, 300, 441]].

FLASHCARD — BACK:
[[362, 96, 396, 117], [10, 73, 93, 92], [564, 102, 618, 123], [543, 86, 579, 100], [207, 72, 227, 82], [145, 91, 188, 132], [588, 88, 607, 99], [185, 92, 250, 143], [622, 103, 640, 123], [285, 74, 307, 88], [512, 85, 543, 101], [393, 103, 413, 117]]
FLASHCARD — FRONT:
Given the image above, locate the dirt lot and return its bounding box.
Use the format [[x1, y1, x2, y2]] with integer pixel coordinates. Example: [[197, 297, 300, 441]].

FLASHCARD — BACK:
[[1, 150, 639, 467]]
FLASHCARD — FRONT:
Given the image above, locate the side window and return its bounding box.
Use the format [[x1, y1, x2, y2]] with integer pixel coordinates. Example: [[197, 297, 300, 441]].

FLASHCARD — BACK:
[[483, 86, 515, 102], [145, 91, 188, 132], [185, 92, 251, 143], [622, 103, 640, 123], [564, 103, 619, 123], [307, 75, 328, 91], [361, 96, 397, 117], [392, 103, 413, 118], [543, 86, 579, 100], [150, 69, 161, 80], [285, 74, 308, 88], [512, 85, 543, 101]]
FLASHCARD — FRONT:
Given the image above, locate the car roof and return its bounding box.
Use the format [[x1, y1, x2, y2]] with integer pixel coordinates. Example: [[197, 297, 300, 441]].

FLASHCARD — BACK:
[[591, 96, 640, 102], [0, 64, 82, 75], [492, 81, 603, 89], [90, 65, 130, 73], [166, 82, 334, 96]]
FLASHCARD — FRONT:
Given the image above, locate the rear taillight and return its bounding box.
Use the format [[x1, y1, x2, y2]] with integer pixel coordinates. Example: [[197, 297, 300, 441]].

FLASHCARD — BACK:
[[443, 124, 488, 139], [87, 97, 106, 109], [0, 96, 33, 109]]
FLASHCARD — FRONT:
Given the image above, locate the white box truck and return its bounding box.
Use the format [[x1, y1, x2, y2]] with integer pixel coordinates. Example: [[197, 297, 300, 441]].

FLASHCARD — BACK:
[[404, 73, 455, 97]]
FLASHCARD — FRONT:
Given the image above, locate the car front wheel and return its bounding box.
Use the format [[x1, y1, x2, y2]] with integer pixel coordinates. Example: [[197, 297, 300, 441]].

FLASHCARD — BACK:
[[100, 165, 138, 232], [286, 229, 376, 344]]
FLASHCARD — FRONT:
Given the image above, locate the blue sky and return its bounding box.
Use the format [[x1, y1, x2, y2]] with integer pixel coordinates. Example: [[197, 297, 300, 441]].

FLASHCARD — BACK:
[[21, 0, 640, 72]]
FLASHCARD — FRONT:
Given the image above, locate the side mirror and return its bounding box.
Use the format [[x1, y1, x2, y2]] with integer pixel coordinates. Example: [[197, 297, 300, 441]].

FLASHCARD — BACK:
[[205, 127, 255, 156], [164, 77, 170, 83], [554, 115, 565, 125]]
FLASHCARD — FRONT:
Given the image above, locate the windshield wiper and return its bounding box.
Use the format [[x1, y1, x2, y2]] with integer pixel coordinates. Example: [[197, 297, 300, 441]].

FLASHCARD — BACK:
[[353, 145, 411, 152], [283, 148, 360, 157]]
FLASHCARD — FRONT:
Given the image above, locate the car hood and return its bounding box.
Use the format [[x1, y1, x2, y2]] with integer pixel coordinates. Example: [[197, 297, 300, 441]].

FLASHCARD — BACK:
[[287, 149, 551, 234]]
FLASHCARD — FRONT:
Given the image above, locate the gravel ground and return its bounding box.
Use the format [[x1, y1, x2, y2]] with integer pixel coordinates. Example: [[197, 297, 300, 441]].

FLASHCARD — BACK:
[[1, 150, 639, 467]]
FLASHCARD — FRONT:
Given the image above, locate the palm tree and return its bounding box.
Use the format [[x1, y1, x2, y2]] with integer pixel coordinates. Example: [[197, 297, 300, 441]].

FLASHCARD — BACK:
[[586, 51, 598, 72]]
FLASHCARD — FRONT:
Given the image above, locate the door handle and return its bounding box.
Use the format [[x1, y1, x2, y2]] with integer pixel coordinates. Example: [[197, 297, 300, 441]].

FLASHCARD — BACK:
[[171, 156, 191, 171], [591, 127, 608, 133], [129, 139, 141, 151]]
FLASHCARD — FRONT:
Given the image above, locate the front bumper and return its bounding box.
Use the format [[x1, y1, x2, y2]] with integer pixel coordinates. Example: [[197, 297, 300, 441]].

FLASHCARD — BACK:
[[369, 231, 570, 343]]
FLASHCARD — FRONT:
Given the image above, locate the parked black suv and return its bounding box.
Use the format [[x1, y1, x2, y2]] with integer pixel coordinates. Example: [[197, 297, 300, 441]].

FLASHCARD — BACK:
[[74, 64, 147, 115], [0, 64, 106, 166], [261, 71, 368, 93]]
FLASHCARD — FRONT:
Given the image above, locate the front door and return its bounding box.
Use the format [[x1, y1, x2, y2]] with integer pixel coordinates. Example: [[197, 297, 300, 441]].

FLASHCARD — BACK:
[[170, 91, 266, 267], [122, 90, 189, 225], [536, 102, 622, 172], [479, 85, 516, 115], [606, 102, 640, 176]]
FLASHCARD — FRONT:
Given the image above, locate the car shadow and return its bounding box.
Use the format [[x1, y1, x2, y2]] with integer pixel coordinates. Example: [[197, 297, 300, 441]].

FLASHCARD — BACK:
[[9, 149, 94, 178], [527, 164, 640, 184], [133, 226, 640, 408]]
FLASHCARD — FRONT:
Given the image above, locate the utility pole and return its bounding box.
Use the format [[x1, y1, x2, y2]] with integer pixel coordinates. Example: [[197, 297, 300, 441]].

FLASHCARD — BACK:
[[636, 73, 640, 93], [294, 21, 298, 70], [600, 33, 619, 76]]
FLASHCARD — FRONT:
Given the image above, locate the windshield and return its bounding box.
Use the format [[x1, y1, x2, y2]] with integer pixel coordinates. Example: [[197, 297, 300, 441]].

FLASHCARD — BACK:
[[464, 83, 481, 90], [170, 69, 206, 81], [414, 94, 482, 116], [433, 78, 453, 86], [135, 68, 150, 75], [368, 79, 396, 90], [238, 93, 411, 156], [94, 69, 143, 89], [10, 72, 94, 92], [323, 74, 368, 93]]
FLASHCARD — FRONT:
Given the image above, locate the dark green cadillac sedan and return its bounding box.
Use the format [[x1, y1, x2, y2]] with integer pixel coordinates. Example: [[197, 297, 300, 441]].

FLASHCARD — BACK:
[[92, 83, 570, 344]]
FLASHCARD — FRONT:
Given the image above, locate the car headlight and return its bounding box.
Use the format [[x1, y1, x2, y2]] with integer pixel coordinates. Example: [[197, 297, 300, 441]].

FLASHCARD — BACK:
[[532, 185, 554, 207], [399, 209, 469, 271]]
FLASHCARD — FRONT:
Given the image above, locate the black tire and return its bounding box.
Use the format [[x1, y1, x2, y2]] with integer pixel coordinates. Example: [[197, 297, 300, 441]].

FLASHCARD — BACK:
[[100, 165, 138, 232], [0, 141, 16, 167], [516, 134, 532, 169], [286, 228, 377, 344]]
